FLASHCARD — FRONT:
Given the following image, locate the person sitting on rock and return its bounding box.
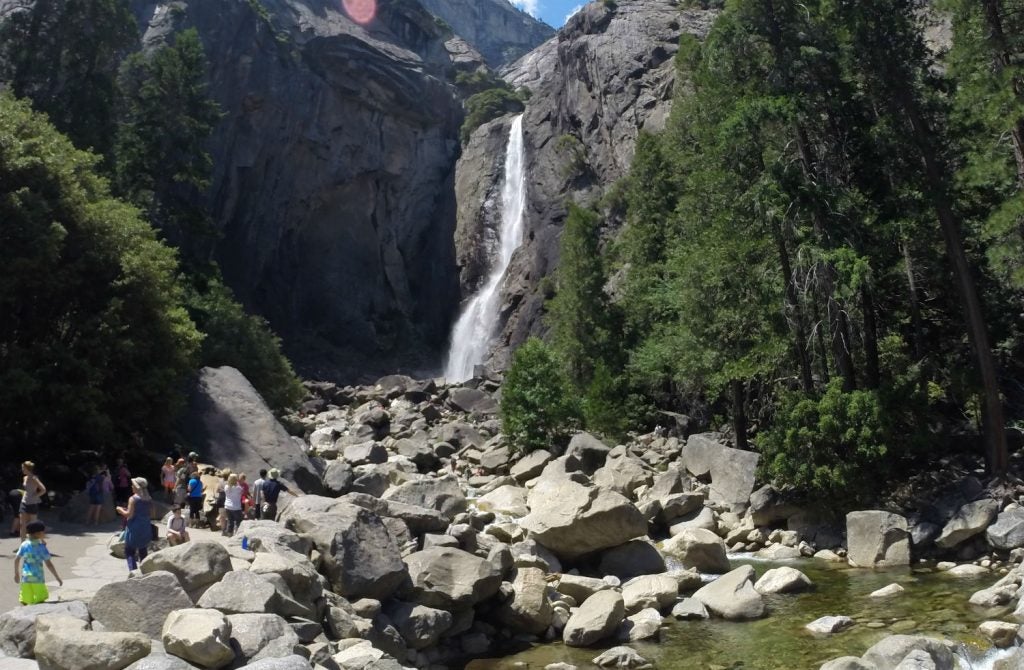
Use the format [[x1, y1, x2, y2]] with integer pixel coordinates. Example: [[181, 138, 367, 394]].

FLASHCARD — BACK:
[[260, 469, 291, 521], [166, 505, 189, 546]]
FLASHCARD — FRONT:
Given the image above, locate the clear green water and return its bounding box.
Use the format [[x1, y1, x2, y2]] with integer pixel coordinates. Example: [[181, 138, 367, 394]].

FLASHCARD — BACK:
[[466, 558, 1012, 670]]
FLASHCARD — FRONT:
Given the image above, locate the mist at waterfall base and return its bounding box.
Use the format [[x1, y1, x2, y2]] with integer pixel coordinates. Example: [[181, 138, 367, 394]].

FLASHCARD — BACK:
[[444, 115, 527, 382]]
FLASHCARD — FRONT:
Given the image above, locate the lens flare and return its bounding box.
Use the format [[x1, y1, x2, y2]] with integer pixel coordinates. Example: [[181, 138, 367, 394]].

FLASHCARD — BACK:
[[342, 0, 377, 25]]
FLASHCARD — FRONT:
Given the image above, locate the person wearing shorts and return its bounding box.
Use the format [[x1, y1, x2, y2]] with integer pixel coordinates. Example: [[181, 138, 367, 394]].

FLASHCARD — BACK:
[[15, 520, 62, 605], [18, 461, 46, 541]]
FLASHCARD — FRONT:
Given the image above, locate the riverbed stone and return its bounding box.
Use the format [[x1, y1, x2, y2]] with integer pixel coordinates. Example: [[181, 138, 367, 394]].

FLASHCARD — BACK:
[[806, 616, 854, 635], [563, 590, 625, 647], [861, 635, 955, 670], [671, 598, 708, 620], [661, 528, 730, 573], [978, 621, 1021, 648], [754, 566, 814, 594], [945, 564, 989, 577], [819, 658, 874, 670], [496, 567, 553, 635], [755, 544, 802, 560], [0, 600, 91, 658], [401, 546, 502, 609], [599, 540, 666, 580], [556, 574, 611, 603], [89, 571, 193, 638], [620, 574, 680, 614], [34, 615, 150, 670], [161, 608, 234, 669], [510, 450, 553, 483], [591, 646, 651, 669], [935, 499, 999, 549], [692, 565, 765, 620], [987, 508, 1024, 551], [520, 478, 647, 560], [615, 608, 662, 642], [226, 613, 299, 663], [869, 583, 905, 598], [846, 511, 911, 568]]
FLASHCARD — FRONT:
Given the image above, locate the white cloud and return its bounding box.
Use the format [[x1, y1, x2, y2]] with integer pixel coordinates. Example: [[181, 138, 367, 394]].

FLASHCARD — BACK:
[[511, 0, 541, 18], [565, 4, 583, 22]]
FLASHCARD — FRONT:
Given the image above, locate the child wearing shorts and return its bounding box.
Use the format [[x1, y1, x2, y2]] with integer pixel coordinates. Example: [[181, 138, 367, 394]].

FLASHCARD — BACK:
[[14, 520, 62, 605]]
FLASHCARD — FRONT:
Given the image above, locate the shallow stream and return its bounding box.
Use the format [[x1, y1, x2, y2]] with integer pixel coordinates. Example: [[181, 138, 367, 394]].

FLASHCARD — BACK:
[[466, 557, 1016, 670]]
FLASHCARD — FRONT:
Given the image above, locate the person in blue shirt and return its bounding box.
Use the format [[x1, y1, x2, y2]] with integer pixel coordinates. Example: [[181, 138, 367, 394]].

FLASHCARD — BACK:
[[14, 520, 62, 605], [116, 477, 153, 571], [187, 472, 204, 528]]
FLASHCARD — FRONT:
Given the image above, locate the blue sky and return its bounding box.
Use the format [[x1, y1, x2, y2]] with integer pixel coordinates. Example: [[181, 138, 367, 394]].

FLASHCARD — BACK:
[[509, 0, 584, 28]]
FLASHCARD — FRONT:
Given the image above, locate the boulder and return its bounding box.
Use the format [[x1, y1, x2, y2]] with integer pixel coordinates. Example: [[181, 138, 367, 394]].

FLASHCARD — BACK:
[[140, 541, 232, 598], [658, 493, 706, 524], [755, 544, 802, 560], [563, 590, 625, 647], [945, 564, 989, 577], [692, 566, 765, 620], [225, 613, 299, 662], [935, 499, 999, 549], [339, 493, 448, 535], [510, 450, 553, 483], [616, 608, 662, 642], [496, 567, 553, 635], [556, 574, 611, 603], [667, 507, 717, 535], [89, 571, 193, 638], [181, 367, 321, 493], [564, 432, 612, 475], [988, 508, 1024, 551], [197, 570, 282, 614], [447, 387, 498, 416], [125, 654, 197, 669], [593, 457, 653, 498], [620, 574, 679, 614], [281, 498, 407, 600], [234, 521, 310, 556], [381, 475, 467, 521], [661, 528, 730, 573], [861, 635, 955, 670], [806, 616, 854, 635], [671, 598, 708, 620], [978, 621, 1021, 648], [520, 478, 647, 559], [401, 546, 502, 609], [385, 601, 454, 650], [475, 485, 530, 518], [599, 540, 666, 580], [249, 552, 325, 610], [342, 442, 387, 466], [681, 434, 759, 508], [240, 657, 311, 670], [869, 583, 905, 598], [754, 566, 814, 594], [322, 461, 354, 496], [161, 609, 234, 669], [845, 511, 911, 568], [0, 600, 90, 658], [34, 615, 150, 670], [749, 485, 802, 526], [591, 646, 651, 669]]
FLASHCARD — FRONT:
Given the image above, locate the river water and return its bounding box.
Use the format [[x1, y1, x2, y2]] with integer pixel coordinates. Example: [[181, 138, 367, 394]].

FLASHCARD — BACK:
[[466, 557, 1015, 670]]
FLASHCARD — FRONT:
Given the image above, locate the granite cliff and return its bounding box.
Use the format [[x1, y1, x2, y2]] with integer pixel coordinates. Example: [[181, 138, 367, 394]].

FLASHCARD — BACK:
[[418, 0, 554, 68]]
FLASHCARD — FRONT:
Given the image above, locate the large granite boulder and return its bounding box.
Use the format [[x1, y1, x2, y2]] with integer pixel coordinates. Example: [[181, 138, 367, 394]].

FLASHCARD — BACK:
[[520, 478, 647, 559], [988, 508, 1024, 551], [225, 613, 299, 664], [749, 485, 802, 526], [692, 566, 765, 620], [0, 600, 91, 658], [510, 450, 553, 483], [620, 574, 679, 614], [384, 601, 453, 650], [140, 541, 232, 600], [680, 434, 759, 508], [935, 499, 999, 549], [496, 567, 553, 635], [181, 367, 321, 493], [447, 387, 498, 416], [281, 498, 407, 600], [89, 572, 193, 638], [563, 590, 625, 648], [35, 615, 150, 670], [234, 521, 311, 556], [661, 528, 730, 574], [381, 475, 468, 521], [197, 570, 283, 615], [249, 552, 325, 609], [162, 609, 234, 669], [564, 432, 611, 475], [476, 485, 530, 518], [861, 635, 956, 670], [593, 457, 653, 499], [754, 567, 814, 594], [846, 511, 911, 568], [401, 546, 502, 609], [599, 540, 667, 580]]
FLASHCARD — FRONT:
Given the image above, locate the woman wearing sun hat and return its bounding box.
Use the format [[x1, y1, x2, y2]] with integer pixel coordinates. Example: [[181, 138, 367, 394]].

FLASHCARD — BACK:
[[117, 477, 153, 571]]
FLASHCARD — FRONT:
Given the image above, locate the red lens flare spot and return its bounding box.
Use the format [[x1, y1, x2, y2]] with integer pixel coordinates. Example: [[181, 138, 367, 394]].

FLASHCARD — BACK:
[[342, 0, 377, 25]]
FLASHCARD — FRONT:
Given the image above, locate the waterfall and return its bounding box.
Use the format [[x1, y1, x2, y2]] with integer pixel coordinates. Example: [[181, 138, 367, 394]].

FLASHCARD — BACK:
[[444, 114, 527, 382]]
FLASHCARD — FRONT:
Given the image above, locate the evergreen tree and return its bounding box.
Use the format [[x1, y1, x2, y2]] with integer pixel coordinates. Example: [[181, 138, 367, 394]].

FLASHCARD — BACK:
[[500, 338, 580, 453]]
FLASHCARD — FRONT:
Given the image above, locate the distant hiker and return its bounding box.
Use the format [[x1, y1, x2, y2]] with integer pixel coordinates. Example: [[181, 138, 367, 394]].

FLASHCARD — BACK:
[[15, 520, 61, 605], [85, 466, 107, 526], [213, 469, 231, 531], [116, 477, 152, 571], [166, 505, 189, 546], [260, 469, 291, 521], [223, 474, 244, 537], [173, 458, 189, 505], [18, 461, 46, 542], [160, 457, 176, 502], [251, 469, 267, 520], [113, 458, 132, 506], [238, 473, 252, 517], [186, 470, 204, 528]]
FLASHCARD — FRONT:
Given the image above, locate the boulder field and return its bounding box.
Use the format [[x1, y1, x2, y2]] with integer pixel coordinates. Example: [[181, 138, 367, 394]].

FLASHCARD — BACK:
[[8, 369, 1024, 669]]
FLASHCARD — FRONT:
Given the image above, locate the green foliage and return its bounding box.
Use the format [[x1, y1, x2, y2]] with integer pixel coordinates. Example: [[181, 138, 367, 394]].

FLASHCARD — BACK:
[[760, 381, 894, 504], [582, 362, 633, 442], [0, 94, 201, 460], [555, 134, 587, 179], [184, 274, 304, 411], [0, 0, 138, 159], [460, 88, 525, 143], [501, 338, 581, 453]]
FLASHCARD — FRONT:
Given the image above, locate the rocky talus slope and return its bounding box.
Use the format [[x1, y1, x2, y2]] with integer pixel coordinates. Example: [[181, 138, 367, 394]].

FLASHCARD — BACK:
[[8, 367, 1024, 668], [453, 0, 718, 371]]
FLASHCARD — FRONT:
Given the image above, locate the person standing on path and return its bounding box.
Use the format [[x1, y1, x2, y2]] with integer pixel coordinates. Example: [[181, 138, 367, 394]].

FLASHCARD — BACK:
[[160, 458, 176, 502], [251, 470, 267, 520], [116, 477, 152, 571], [14, 520, 61, 605], [223, 474, 244, 537], [18, 462, 46, 542], [85, 466, 107, 526], [186, 470, 204, 528], [113, 458, 132, 507], [260, 469, 293, 521]]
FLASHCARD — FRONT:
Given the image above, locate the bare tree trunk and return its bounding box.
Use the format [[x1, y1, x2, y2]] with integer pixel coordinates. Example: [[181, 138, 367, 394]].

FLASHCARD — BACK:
[[773, 225, 814, 392]]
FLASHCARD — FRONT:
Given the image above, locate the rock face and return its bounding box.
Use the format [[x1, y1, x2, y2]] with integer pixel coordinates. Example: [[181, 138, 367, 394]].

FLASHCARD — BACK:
[[128, 0, 466, 379], [519, 478, 647, 559], [417, 0, 553, 67], [459, 1, 718, 370], [846, 511, 911, 568], [181, 367, 321, 492]]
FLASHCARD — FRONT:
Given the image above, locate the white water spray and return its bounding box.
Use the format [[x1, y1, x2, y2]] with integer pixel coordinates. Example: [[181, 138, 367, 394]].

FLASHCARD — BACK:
[[444, 114, 527, 382]]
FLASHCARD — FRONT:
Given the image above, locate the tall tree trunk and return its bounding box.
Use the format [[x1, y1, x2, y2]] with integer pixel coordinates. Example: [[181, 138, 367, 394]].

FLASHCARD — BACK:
[[894, 86, 1008, 476], [981, 0, 1024, 187], [861, 284, 880, 389], [732, 379, 749, 450], [773, 224, 815, 392], [902, 242, 928, 398]]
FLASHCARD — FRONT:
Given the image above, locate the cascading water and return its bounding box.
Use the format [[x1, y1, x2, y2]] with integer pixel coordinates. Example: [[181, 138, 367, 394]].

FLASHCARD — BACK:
[[444, 114, 527, 382]]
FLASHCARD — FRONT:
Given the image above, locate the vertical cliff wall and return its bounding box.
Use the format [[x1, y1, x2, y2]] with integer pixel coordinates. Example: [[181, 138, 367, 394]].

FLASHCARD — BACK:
[[417, 0, 554, 67]]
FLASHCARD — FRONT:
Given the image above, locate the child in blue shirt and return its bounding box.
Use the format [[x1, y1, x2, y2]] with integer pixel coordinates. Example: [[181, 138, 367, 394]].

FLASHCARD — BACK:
[[14, 520, 62, 605]]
